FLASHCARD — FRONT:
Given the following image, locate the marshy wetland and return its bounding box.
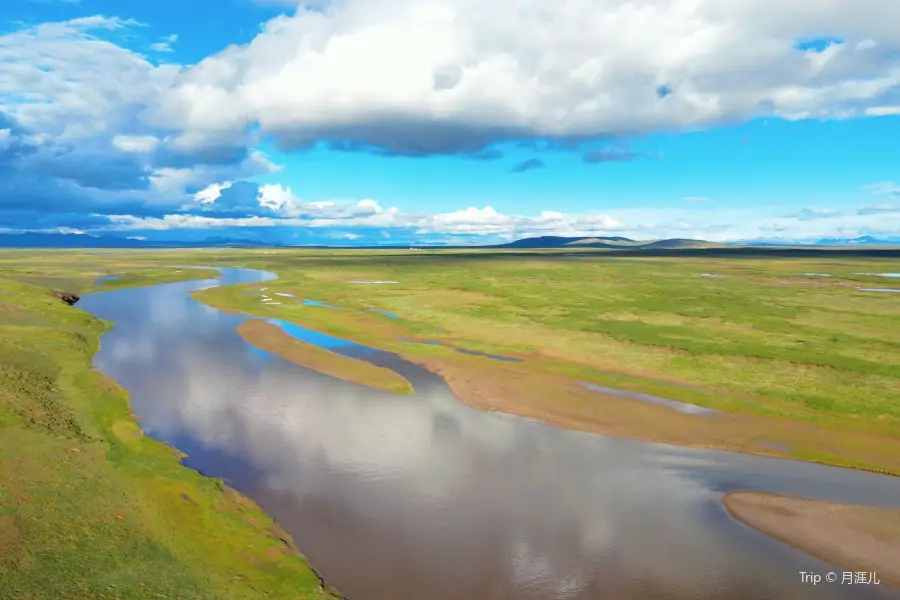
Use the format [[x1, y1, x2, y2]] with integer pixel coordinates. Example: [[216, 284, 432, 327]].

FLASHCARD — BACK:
[[2, 248, 900, 599]]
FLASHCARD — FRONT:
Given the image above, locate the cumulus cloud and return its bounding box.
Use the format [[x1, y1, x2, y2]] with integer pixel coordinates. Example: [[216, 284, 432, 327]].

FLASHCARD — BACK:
[[102, 192, 900, 244], [3, 6, 900, 242], [95, 180, 626, 238], [155, 0, 900, 155], [0, 17, 278, 230]]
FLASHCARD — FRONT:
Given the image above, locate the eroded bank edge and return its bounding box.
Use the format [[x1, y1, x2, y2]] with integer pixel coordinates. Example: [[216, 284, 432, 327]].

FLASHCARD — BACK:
[[80, 268, 348, 599]]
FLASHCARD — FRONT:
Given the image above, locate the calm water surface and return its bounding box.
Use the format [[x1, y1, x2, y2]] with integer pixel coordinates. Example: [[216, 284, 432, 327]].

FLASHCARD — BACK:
[[78, 268, 900, 600]]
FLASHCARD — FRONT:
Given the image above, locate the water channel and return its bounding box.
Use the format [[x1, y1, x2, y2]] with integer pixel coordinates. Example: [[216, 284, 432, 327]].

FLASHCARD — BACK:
[[78, 267, 900, 600]]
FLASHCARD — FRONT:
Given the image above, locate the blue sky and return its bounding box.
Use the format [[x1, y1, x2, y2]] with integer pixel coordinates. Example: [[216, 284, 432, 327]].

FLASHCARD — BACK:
[[2, 0, 899, 245]]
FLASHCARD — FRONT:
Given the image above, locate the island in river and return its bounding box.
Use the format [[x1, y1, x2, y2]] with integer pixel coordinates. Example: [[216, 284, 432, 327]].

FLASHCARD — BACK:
[[236, 319, 414, 394]]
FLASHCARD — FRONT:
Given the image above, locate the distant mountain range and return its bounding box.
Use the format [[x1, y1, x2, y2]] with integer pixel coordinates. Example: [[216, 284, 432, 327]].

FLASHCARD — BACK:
[[1, 231, 899, 249], [492, 235, 725, 249], [0, 233, 268, 248]]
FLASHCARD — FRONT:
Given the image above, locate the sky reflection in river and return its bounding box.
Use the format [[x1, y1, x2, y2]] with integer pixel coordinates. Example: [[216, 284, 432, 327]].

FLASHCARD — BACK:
[[79, 268, 900, 600]]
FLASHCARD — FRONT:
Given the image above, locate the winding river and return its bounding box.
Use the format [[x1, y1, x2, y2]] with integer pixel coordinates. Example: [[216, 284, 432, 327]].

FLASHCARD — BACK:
[[78, 267, 900, 600]]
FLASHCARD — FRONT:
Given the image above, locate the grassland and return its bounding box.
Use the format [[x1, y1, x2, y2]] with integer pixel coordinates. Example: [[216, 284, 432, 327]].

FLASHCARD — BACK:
[[0, 255, 338, 600], [188, 248, 900, 474], [2, 247, 900, 597]]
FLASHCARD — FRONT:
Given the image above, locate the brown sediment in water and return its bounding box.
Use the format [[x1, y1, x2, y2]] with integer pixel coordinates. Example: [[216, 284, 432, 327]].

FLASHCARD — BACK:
[[236, 320, 413, 395], [723, 491, 900, 588], [400, 353, 900, 475]]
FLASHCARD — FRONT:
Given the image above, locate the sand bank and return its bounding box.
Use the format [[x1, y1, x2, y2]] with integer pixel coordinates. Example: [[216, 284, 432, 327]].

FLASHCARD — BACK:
[[724, 491, 900, 588], [236, 320, 413, 395]]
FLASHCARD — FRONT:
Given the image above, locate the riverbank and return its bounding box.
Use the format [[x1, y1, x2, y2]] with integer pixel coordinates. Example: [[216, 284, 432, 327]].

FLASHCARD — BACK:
[[190, 251, 900, 476], [0, 273, 340, 599], [237, 319, 413, 394], [724, 492, 900, 589]]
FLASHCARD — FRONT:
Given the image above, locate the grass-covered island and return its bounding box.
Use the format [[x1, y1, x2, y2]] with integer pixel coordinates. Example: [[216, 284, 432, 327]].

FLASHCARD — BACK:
[[0, 257, 340, 599]]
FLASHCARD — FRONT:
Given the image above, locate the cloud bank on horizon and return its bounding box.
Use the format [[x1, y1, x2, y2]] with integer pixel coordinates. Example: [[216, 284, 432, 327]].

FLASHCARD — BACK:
[[1, 0, 899, 244]]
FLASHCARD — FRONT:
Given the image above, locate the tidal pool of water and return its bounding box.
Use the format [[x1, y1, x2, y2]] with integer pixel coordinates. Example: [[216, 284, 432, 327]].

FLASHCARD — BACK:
[[78, 268, 900, 600]]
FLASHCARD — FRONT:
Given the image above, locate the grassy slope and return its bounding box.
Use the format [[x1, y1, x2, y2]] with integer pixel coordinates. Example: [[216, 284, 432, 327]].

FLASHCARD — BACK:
[[189, 250, 900, 473], [0, 266, 336, 599]]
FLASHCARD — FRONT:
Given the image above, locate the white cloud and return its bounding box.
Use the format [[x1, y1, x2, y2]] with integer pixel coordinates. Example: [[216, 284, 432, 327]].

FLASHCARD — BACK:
[[257, 183, 297, 211], [112, 135, 160, 153], [3, 9, 900, 241], [154, 0, 900, 153], [865, 181, 900, 195], [150, 34, 178, 53], [147, 149, 278, 196], [193, 181, 233, 203], [91, 194, 900, 244], [0, 16, 178, 141]]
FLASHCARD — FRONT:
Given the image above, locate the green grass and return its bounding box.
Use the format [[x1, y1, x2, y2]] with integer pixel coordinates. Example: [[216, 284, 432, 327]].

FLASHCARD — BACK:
[[186, 250, 900, 427], [0, 266, 337, 599], [3, 247, 900, 596], [6, 247, 896, 435]]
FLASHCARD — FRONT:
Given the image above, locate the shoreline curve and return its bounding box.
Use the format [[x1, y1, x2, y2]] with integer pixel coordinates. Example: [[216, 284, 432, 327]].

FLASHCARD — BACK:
[[723, 491, 900, 589]]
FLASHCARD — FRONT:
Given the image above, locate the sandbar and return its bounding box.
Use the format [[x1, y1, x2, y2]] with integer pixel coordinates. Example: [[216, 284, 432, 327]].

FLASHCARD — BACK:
[[237, 320, 413, 395], [724, 491, 900, 588]]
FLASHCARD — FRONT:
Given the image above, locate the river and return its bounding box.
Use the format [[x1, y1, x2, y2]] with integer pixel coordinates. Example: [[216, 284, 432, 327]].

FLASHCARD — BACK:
[[77, 267, 900, 600]]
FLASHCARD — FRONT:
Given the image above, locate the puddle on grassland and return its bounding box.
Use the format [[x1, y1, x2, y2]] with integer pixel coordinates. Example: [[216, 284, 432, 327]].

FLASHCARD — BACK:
[[363, 308, 400, 319], [400, 338, 525, 362], [579, 382, 718, 416], [303, 299, 341, 308]]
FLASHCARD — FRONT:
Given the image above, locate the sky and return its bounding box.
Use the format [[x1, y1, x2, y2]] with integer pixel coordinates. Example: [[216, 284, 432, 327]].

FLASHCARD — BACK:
[[1, 0, 899, 246]]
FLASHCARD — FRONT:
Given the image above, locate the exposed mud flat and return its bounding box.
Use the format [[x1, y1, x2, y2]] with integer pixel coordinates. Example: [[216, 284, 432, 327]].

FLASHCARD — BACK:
[[724, 492, 900, 589]]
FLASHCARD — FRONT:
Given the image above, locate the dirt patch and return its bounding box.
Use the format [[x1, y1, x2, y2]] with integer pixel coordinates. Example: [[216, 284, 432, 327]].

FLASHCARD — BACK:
[[0, 515, 22, 555], [401, 353, 900, 474], [51, 290, 79, 306], [236, 320, 413, 394], [724, 492, 900, 588]]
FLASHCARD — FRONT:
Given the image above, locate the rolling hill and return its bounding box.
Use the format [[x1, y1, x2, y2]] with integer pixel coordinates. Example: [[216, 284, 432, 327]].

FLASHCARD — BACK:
[[492, 236, 727, 250]]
